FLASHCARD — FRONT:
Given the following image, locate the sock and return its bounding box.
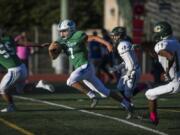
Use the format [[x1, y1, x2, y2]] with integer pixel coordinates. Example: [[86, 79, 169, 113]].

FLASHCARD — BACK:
[[87, 91, 96, 99], [150, 112, 157, 121], [121, 98, 130, 109]]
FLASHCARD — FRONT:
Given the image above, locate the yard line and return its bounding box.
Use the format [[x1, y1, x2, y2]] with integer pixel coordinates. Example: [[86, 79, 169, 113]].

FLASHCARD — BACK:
[[15, 95, 168, 135], [159, 109, 180, 113], [0, 117, 34, 135]]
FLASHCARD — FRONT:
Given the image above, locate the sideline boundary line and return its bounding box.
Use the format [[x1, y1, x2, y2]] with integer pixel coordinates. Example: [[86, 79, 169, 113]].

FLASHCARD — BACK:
[[15, 95, 168, 135]]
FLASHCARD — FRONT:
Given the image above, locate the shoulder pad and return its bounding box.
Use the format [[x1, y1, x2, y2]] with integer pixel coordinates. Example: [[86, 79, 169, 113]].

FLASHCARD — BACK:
[[154, 40, 168, 53], [71, 31, 87, 40], [117, 41, 131, 54]]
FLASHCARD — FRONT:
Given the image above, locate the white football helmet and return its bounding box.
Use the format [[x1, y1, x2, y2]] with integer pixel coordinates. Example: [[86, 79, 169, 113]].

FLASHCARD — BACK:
[[57, 19, 76, 39]]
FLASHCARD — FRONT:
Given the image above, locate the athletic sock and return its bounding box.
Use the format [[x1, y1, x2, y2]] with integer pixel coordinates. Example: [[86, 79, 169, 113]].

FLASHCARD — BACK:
[[150, 112, 157, 121], [87, 91, 96, 99]]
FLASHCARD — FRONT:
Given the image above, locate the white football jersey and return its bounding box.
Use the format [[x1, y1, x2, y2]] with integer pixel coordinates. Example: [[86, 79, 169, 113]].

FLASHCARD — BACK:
[[154, 37, 180, 79], [117, 41, 139, 72]]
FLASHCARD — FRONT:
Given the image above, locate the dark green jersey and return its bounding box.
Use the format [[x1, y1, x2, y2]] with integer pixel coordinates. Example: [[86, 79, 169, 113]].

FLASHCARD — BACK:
[[0, 36, 22, 69], [56, 31, 88, 69]]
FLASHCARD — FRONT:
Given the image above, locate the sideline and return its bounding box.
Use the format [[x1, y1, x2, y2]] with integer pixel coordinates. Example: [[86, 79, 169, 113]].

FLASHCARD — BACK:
[[15, 95, 168, 135], [0, 117, 34, 135]]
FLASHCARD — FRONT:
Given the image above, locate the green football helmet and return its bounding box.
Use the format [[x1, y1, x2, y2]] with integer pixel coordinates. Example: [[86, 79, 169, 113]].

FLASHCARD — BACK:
[[110, 26, 126, 45], [153, 21, 172, 42]]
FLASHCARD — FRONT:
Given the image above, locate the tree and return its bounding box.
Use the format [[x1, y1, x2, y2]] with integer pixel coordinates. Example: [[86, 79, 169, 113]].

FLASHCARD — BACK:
[[0, 0, 103, 33]]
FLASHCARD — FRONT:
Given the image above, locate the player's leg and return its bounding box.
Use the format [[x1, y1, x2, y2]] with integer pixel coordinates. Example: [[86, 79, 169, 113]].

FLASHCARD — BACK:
[[145, 81, 179, 125], [147, 99, 158, 125], [0, 71, 16, 112], [66, 64, 97, 106], [87, 73, 133, 113], [71, 81, 98, 108], [83, 80, 107, 98], [0, 64, 28, 112]]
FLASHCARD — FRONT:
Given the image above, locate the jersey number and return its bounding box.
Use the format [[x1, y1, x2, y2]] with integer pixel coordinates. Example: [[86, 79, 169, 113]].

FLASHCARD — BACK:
[[0, 42, 15, 59]]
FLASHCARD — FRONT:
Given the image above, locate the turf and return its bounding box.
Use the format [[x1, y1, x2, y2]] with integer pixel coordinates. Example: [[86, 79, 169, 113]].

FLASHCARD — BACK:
[[0, 83, 180, 135]]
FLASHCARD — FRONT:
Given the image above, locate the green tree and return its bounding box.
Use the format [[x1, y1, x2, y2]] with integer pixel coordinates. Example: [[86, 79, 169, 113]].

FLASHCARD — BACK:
[[0, 0, 103, 33], [69, 0, 103, 29]]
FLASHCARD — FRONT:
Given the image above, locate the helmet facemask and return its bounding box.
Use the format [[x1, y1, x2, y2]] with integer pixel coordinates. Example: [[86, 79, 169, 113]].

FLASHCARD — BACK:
[[59, 29, 72, 40], [111, 26, 126, 46], [110, 34, 121, 46]]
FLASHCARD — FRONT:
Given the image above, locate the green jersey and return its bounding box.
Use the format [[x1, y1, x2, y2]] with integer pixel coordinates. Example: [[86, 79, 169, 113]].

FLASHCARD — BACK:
[[0, 36, 22, 69], [56, 31, 88, 69]]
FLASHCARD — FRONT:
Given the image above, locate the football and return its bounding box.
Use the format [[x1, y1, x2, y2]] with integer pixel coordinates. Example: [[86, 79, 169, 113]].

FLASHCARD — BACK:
[[49, 42, 62, 59]]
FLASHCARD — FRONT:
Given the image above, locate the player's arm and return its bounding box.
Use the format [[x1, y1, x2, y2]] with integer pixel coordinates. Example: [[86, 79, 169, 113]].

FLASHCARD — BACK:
[[87, 35, 113, 52], [158, 50, 174, 79], [48, 41, 62, 60], [118, 43, 136, 79], [17, 41, 50, 47]]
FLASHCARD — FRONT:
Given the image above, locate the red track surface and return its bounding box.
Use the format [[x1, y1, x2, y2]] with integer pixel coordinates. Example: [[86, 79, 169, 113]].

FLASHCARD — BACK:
[[0, 73, 154, 83]]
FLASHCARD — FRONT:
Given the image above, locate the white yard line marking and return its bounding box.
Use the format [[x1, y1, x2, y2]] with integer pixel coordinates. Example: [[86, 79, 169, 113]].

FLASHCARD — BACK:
[[159, 109, 180, 113], [14, 96, 168, 135]]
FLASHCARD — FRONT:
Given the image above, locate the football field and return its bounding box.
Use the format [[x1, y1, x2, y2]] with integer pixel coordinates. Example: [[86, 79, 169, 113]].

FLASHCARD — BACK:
[[0, 83, 180, 135]]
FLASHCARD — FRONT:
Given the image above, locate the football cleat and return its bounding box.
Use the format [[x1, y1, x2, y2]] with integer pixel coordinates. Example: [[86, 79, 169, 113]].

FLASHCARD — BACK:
[[120, 98, 134, 119], [36, 80, 55, 93], [1, 105, 15, 113], [90, 98, 99, 108]]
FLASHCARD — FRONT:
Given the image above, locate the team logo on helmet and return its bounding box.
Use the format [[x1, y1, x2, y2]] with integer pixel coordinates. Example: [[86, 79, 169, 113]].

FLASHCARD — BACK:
[[154, 26, 161, 33]]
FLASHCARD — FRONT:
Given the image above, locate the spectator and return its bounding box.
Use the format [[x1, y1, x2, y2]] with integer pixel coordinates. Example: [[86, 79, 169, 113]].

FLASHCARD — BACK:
[[14, 31, 33, 75]]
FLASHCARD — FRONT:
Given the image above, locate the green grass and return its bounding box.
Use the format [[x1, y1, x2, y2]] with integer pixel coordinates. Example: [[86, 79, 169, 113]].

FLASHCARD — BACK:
[[0, 83, 180, 135]]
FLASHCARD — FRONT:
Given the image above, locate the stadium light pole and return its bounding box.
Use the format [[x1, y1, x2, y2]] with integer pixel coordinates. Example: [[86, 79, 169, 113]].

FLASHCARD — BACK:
[[52, 0, 71, 74], [60, 0, 68, 20]]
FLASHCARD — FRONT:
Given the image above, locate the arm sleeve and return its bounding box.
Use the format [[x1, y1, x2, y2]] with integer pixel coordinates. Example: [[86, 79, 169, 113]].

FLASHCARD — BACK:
[[117, 42, 135, 73], [154, 40, 168, 54]]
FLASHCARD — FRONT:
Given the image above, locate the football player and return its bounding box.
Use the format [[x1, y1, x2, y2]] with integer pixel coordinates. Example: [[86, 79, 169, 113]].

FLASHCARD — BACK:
[[0, 28, 28, 112], [110, 27, 141, 107], [48, 19, 133, 114], [145, 21, 180, 125]]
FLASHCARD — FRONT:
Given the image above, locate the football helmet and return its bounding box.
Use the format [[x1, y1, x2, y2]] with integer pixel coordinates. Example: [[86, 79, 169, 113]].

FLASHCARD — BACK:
[[57, 19, 76, 39], [153, 21, 172, 42], [110, 26, 126, 45]]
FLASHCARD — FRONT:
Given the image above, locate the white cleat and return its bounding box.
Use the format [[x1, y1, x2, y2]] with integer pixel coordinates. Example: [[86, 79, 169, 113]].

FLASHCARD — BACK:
[[1, 105, 15, 112], [36, 80, 55, 93]]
